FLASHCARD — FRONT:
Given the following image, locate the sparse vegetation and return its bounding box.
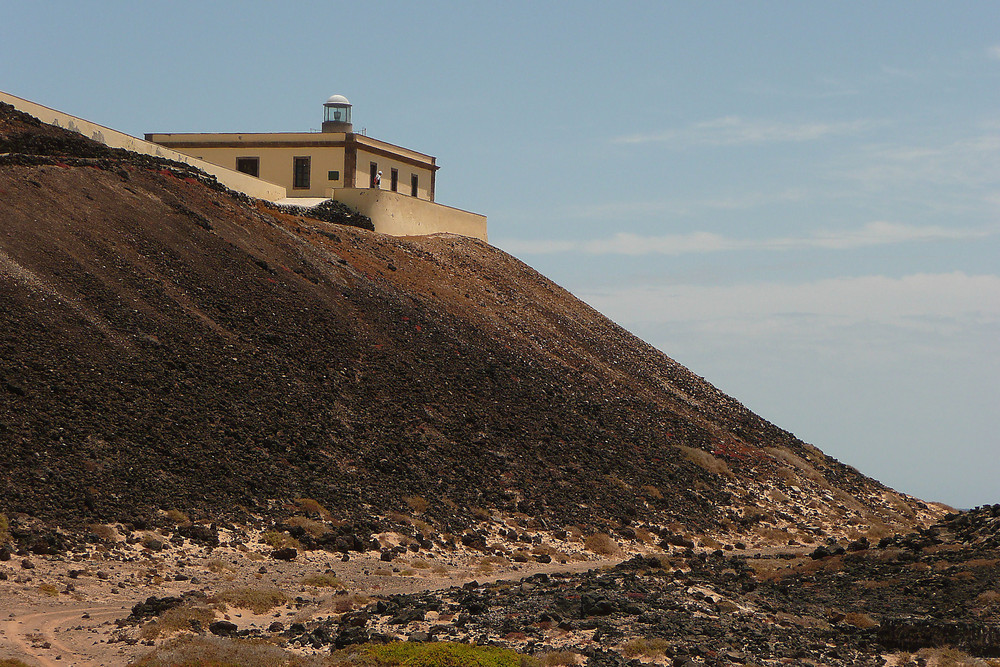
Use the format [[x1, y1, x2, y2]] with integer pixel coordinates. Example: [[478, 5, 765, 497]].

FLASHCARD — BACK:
[[676, 445, 732, 477], [621, 637, 672, 659], [404, 495, 429, 514], [214, 587, 289, 614], [261, 530, 300, 549], [140, 605, 216, 639], [164, 509, 191, 526], [38, 583, 59, 597], [583, 533, 622, 557], [286, 515, 331, 537], [0, 513, 9, 543], [89, 523, 121, 543], [302, 572, 344, 588], [348, 641, 527, 667], [294, 497, 332, 519]]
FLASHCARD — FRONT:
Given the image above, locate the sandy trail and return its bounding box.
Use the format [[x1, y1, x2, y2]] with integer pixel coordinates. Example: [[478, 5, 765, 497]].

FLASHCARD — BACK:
[[1, 604, 128, 667]]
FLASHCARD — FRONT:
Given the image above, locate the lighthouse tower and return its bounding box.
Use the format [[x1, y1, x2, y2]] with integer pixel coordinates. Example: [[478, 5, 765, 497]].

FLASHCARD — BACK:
[[322, 95, 352, 133]]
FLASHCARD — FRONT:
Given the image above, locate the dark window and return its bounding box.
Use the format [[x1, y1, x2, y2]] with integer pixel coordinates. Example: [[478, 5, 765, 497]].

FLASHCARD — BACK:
[[328, 170, 340, 181], [411, 174, 418, 197], [236, 157, 259, 177], [390, 168, 398, 192], [293, 157, 310, 189], [370, 162, 378, 188]]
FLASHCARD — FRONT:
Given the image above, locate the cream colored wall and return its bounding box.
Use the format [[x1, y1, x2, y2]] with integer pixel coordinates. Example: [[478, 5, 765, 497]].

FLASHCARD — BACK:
[[359, 148, 434, 200], [0, 91, 287, 201], [182, 146, 346, 198], [330, 188, 487, 242]]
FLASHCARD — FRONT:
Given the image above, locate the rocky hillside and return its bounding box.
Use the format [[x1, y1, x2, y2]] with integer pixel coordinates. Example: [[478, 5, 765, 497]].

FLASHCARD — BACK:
[[0, 102, 941, 547]]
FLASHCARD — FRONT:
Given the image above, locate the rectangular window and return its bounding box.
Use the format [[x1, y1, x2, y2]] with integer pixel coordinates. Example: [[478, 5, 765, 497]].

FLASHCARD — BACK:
[[236, 157, 259, 177], [370, 162, 378, 188], [390, 168, 398, 192], [411, 174, 418, 197], [293, 157, 310, 189], [328, 170, 340, 181]]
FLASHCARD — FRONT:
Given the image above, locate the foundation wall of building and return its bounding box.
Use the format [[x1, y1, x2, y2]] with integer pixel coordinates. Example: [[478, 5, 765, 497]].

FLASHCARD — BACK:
[[329, 188, 487, 242], [0, 91, 287, 201]]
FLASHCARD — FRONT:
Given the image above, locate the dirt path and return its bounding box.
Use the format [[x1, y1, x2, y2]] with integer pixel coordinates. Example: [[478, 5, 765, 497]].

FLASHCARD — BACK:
[[1, 604, 129, 667]]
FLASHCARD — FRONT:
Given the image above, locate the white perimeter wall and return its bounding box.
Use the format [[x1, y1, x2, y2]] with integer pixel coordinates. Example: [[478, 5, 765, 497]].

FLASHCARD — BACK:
[[330, 188, 487, 242], [0, 91, 287, 201]]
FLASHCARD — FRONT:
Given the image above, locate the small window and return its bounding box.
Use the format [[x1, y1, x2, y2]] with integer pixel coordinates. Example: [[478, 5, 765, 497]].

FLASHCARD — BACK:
[[390, 168, 398, 192], [370, 162, 378, 188], [236, 157, 259, 177], [293, 157, 311, 189], [411, 174, 418, 197], [328, 170, 340, 181]]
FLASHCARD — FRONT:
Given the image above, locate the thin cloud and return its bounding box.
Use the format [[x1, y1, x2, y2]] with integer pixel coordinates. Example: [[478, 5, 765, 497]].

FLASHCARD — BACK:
[[988, 44, 1000, 60], [581, 272, 1000, 331], [615, 116, 875, 146], [498, 221, 996, 257]]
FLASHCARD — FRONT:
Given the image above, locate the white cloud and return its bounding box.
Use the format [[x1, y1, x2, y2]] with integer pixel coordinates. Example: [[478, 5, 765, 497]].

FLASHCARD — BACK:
[[615, 116, 875, 146], [580, 272, 1000, 347], [498, 221, 996, 256]]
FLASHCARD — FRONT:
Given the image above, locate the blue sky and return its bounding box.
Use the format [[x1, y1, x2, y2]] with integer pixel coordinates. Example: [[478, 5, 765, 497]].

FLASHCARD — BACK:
[[3, 2, 998, 508]]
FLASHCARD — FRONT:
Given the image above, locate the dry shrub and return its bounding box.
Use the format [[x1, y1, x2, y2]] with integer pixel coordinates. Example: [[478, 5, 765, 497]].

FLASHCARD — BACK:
[[431, 564, 449, 575], [755, 527, 792, 543], [534, 650, 582, 665], [302, 572, 344, 588], [412, 518, 434, 537], [88, 523, 121, 543], [333, 594, 369, 613], [887, 494, 918, 520], [765, 447, 830, 488], [285, 515, 330, 538], [621, 637, 672, 658], [206, 559, 232, 573], [215, 587, 288, 614], [0, 659, 35, 667], [38, 583, 59, 597], [961, 559, 1000, 570], [865, 521, 894, 541], [584, 533, 622, 557], [910, 647, 1000, 666], [404, 495, 429, 514], [471, 506, 491, 522], [699, 536, 724, 550], [131, 636, 302, 667], [842, 612, 878, 629], [409, 558, 431, 569], [163, 509, 191, 527], [140, 605, 216, 639], [766, 488, 790, 503], [676, 445, 732, 477], [641, 485, 663, 500], [261, 530, 300, 550], [633, 526, 655, 544], [294, 497, 331, 519]]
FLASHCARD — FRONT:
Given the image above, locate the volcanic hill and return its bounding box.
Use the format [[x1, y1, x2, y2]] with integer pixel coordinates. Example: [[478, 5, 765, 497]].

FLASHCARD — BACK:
[[0, 102, 941, 547]]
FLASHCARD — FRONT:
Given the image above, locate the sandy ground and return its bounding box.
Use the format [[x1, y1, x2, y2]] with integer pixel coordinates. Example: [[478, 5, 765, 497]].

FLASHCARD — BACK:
[[0, 530, 620, 667]]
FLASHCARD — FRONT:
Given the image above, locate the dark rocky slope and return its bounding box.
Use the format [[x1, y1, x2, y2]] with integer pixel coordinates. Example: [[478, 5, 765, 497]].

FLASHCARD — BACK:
[[0, 103, 940, 544]]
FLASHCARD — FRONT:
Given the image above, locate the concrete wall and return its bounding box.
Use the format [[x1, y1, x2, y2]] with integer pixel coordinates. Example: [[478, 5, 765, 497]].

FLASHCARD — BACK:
[[0, 91, 287, 201], [178, 145, 348, 198], [330, 188, 487, 242], [359, 148, 432, 200]]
